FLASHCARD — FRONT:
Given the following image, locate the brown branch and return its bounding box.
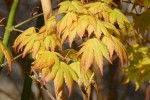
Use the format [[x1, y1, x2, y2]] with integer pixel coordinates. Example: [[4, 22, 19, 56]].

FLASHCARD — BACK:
[[31, 67, 56, 100], [41, 0, 52, 24]]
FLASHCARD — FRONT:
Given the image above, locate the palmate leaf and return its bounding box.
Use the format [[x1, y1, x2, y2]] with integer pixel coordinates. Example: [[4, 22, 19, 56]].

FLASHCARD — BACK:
[[54, 62, 78, 97], [85, 2, 135, 40], [13, 17, 60, 58], [58, 0, 88, 14], [35, 55, 78, 98], [108, 9, 135, 36], [102, 36, 127, 66], [69, 61, 98, 100], [44, 34, 60, 51], [58, 14, 120, 46], [33, 51, 59, 70], [0, 40, 13, 72], [84, 2, 111, 15], [57, 12, 78, 35], [61, 49, 78, 62], [78, 38, 111, 75]]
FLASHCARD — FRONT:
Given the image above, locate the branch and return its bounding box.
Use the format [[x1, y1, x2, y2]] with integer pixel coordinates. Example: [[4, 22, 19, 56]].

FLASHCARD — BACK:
[[41, 0, 53, 24], [31, 67, 56, 100], [0, 0, 19, 64]]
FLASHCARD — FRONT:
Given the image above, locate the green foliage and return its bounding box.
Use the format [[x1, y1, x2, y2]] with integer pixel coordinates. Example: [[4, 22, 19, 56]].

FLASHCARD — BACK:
[[124, 44, 150, 90]]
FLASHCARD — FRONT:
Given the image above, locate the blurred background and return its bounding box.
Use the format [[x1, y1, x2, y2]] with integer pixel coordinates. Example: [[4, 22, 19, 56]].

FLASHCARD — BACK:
[[0, 0, 149, 100]]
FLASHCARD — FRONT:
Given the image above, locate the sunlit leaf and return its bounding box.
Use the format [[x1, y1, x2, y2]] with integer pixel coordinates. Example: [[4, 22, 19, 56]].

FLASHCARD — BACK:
[[70, 61, 98, 100], [0, 40, 13, 72], [13, 17, 59, 58], [78, 38, 111, 75], [58, 0, 88, 14]]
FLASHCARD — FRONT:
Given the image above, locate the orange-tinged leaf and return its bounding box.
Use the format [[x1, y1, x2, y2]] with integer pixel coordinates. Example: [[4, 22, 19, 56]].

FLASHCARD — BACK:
[[102, 36, 127, 66], [93, 43, 104, 75], [69, 61, 98, 99], [61, 30, 69, 46], [87, 86, 91, 100], [85, 2, 111, 15], [68, 27, 77, 47], [46, 16, 56, 29], [58, 1, 71, 13], [32, 41, 41, 59], [112, 36, 127, 66], [78, 38, 111, 75], [54, 67, 64, 95], [87, 25, 94, 37], [41, 67, 49, 80], [102, 36, 115, 58], [33, 51, 59, 70], [58, 0, 87, 14], [61, 62, 73, 97], [0, 41, 13, 72], [23, 36, 36, 58], [45, 63, 59, 81]]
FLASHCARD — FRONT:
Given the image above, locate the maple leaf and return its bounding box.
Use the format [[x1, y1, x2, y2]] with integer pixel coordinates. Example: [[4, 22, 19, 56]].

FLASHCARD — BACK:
[[58, 14, 119, 46], [44, 34, 60, 51], [84, 2, 111, 15], [85, 2, 136, 41], [102, 36, 127, 66], [33, 51, 78, 97], [78, 38, 111, 75], [33, 51, 60, 70], [70, 61, 98, 100], [58, 0, 88, 14], [0, 40, 13, 72], [54, 62, 78, 97], [13, 17, 59, 58], [61, 49, 78, 62], [57, 12, 78, 35]]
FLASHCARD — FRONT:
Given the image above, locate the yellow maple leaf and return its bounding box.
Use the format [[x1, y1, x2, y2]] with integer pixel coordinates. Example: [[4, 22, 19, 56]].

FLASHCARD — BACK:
[[0, 40, 13, 72]]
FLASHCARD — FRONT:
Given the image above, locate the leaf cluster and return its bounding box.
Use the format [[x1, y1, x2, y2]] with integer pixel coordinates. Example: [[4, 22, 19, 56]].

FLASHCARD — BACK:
[[12, 0, 135, 99], [124, 44, 150, 90]]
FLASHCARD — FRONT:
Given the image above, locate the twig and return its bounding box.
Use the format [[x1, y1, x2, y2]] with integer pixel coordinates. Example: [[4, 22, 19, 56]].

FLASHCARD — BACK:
[[89, 72, 95, 84], [0, 53, 23, 67], [31, 67, 56, 100], [0, 17, 5, 27], [14, 13, 43, 28], [12, 28, 24, 33]]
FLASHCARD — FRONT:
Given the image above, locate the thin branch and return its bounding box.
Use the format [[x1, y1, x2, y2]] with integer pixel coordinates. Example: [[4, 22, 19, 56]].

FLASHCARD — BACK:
[[12, 28, 24, 33], [0, 0, 19, 64], [0, 53, 23, 67], [14, 13, 43, 28], [31, 67, 56, 100]]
